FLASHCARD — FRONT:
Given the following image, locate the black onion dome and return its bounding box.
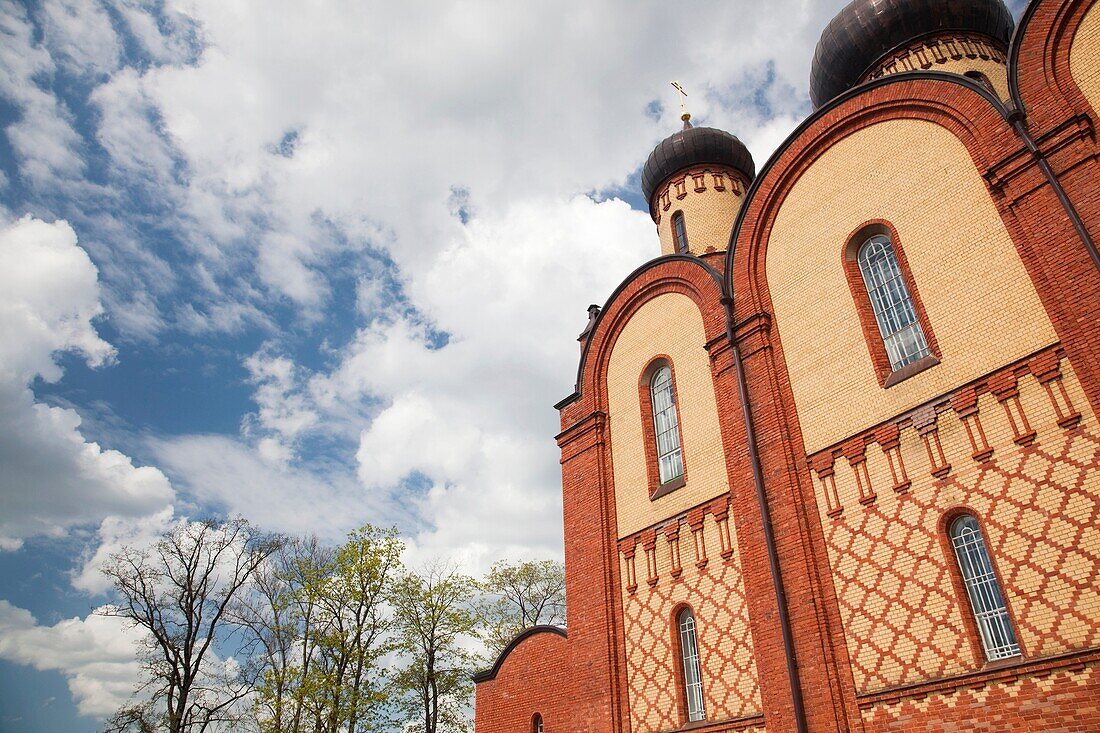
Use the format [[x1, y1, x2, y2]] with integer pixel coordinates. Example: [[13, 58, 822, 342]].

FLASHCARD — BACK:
[[641, 121, 755, 206], [809, 0, 1015, 108]]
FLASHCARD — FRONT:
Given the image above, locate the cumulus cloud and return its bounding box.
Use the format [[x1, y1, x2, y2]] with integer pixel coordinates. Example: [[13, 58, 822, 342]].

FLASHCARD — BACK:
[[0, 215, 173, 548], [0, 600, 144, 717]]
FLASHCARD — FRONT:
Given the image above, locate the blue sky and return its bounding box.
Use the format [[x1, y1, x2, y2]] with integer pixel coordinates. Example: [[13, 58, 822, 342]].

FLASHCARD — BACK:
[[0, 0, 1027, 730]]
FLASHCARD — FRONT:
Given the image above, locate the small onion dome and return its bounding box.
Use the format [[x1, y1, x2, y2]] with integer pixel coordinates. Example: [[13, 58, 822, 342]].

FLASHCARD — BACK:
[[641, 117, 756, 207], [809, 0, 1015, 108]]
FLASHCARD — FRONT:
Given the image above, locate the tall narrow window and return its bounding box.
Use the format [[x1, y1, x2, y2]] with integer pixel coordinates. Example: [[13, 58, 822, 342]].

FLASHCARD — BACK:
[[678, 608, 706, 722], [949, 515, 1020, 661], [857, 233, 931, 370], [672, 211, 689, 253], [532, 713, 543, 733], [650, 366, 683, 484]]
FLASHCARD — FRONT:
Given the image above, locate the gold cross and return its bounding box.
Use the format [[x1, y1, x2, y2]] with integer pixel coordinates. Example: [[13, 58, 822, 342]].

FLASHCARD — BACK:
[[671, 81, 688, 113]]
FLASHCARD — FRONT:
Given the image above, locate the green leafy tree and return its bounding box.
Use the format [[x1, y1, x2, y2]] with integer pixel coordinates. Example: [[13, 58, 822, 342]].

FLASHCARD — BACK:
[[240, 527, 403, 733], [308, 526, 403, 733], [478, 559, 565, 657], [233, 535, 332, 733], [389, 562, 481, 733]]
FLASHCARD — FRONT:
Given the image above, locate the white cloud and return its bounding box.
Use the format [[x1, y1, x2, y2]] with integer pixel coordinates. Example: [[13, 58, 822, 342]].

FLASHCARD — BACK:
[[37, 0, 121, 77], [0, 600, 144, 718], [0, 1, 85, 186], [0, 215, 173, 548], [72, 508, 178, 595], [150, 434, 404, 541]]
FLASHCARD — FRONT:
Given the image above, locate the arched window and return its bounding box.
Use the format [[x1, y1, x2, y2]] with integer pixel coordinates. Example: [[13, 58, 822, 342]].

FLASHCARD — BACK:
[[857, 233, 931, 371], [532, 713, 543, 733], [678, 608, 706, 722], [672, 211, 689, 253], [650, 365, 683, 484], [949, 515, 1020, 661]]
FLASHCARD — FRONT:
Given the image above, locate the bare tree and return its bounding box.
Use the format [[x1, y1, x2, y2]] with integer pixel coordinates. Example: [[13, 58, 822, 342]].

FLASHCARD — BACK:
[[99, 517, 281, 733], [478, 559, 565, 656]]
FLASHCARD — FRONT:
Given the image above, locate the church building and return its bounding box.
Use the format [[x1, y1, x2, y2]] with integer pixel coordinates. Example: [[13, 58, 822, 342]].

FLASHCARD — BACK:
[[473, 0, 1100, 730]]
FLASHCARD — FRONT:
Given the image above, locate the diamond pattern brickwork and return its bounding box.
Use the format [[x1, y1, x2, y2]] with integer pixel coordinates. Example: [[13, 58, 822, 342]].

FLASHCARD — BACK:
[[860, 661, 1100, 732], [813, 362, 1100, 694], [620, 507, 762, 732]]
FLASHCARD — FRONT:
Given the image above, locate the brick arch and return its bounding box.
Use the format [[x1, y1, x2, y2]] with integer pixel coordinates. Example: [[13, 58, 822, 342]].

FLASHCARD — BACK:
[[560, 255, 726, 418], [1011, 0, 1098, 124], [729, 75, 1016, 319]]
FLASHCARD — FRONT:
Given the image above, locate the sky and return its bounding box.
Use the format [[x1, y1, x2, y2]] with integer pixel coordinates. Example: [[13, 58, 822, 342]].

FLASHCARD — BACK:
[[0, 0, 1028, 730]]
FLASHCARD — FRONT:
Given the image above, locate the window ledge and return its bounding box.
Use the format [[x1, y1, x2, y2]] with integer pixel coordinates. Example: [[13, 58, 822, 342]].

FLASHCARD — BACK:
[[884, 354, 939, 388], [650, 475, 686, 501]]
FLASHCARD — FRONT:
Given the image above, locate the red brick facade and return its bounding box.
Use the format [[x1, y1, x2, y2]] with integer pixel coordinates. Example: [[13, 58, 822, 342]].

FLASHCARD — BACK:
[[473, 1, 1100, 731]]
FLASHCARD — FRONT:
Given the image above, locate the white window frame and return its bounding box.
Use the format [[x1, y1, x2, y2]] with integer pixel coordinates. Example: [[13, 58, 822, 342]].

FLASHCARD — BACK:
[[949, 515, 1021, 661], [678, 608, 706, 722], [857, 233, 931, 371], [650, 365, 684, 484]]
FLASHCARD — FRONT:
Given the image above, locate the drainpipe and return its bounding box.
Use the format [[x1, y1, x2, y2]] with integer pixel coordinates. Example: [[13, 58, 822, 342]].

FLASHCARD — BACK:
[[1003, 108, 1100, 272], [721, 293, 809, 733]]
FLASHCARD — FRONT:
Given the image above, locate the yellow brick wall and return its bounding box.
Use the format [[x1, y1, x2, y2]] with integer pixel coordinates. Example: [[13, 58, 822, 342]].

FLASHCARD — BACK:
[[655, 167, 745, 256], [619, 512, 762, 732], [812, 360, 1100, 693], [1070, 0, 1100, 113], [608, 292, 728, 538], [766, 118, 1058, 455]]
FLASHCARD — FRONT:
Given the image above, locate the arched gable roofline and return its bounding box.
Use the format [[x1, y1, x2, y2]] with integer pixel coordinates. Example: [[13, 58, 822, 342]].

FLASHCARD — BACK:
[[1008, 0, 1096, 120], [470, 625, 567, 683], [722, 71, 1015, 315], [555, 254, 724, 411]]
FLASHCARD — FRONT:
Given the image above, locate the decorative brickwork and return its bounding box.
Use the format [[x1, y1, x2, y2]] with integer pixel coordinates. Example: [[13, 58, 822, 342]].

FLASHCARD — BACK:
[[619, 500, 763, 733], [654, 165, 749, 256], [809, 358, 1100, 694], [860, 659, 1100, 732], [866, 33, 1011, 99]]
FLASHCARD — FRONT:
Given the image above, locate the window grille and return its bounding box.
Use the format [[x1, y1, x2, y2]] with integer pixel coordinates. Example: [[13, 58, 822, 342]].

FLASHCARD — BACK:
[[857, 234, 930, 370], [650, 366, 683, 484], [949, 515, 1020, 660], [673, 212, 689, 253], [678, 609, 706, 722]]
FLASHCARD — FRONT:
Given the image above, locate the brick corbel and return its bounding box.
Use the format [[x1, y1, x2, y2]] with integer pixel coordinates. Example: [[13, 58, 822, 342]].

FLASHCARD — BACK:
[[989, 370, 1037, 446], [913, 405, 951, 479], [809, 452, 843, 517], [1030, 352, 1081, 429], [642, 531, 659, 587], [951, 388, 994, 463], [712, 502, 735, 560], [875, 423, 912, 493], [664, 523, 683, 579], [687, 510, 708, 568], [843, 440, 876, 506], [622, 543, 638, 594]]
